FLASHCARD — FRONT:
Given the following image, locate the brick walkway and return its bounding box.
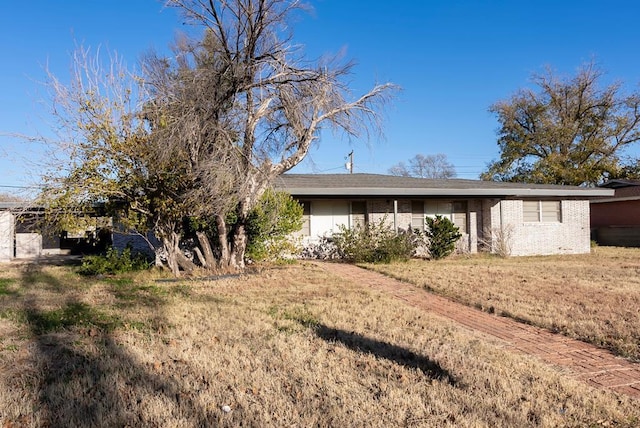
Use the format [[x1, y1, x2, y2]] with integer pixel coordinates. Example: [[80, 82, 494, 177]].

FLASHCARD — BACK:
[[318, 262, 640, 399]]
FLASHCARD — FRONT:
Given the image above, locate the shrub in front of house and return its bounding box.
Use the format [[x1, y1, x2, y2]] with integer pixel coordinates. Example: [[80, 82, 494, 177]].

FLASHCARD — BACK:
[[245, 190, 304, 262], [79, 246, 153, 275], [333, 218, 414, 263], [299, 238, 341, 260], [187, 190, 304, 264], [425, 215, 462, 260]]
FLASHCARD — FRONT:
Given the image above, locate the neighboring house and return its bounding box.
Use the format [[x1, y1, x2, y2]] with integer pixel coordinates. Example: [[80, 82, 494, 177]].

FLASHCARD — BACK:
[[1, 202, 53, 262], [275, 173, 613, 256], [0, 202, 110, 262], [590, 179, 640, 247]]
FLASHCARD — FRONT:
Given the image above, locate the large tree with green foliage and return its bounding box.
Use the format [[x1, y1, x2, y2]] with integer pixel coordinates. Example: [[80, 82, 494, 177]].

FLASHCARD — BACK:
[[39, 0, 395, 275], [482, 63, 640, 186]]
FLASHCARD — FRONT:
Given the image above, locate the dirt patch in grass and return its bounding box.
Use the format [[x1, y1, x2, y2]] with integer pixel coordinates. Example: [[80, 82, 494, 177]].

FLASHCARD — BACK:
[[0, 260, 638, 427], [364, 246, 640, 361]]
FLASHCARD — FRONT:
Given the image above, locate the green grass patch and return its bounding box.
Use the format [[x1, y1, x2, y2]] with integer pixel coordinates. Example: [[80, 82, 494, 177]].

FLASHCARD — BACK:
[[25, 302, 123, 335], [268, 304, 320, 333], [0, 307, 28, 324], [102, 277, 135, 287], [108, 279, 190, 306], [0, 278, 17, 296]]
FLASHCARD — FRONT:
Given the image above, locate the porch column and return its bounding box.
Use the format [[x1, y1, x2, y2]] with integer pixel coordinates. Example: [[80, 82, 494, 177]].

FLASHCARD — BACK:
[[468, 201, 478, 253], [393, 200, 398, 233]]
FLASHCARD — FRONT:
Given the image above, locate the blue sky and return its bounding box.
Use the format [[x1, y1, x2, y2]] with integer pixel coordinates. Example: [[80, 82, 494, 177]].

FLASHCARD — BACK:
[[1, 0, 639, 193]]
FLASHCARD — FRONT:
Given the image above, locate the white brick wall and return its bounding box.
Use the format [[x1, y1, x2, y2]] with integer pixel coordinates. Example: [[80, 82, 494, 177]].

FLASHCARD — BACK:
[[0, 212, 14, 261], [477, 199, 498, 252], [297, 197, 591, 257], [395, 200, 413, 231], [499, 200, 590, 256]]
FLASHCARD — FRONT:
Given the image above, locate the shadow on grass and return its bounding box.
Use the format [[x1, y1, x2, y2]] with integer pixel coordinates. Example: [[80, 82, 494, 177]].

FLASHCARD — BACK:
[[20, 262, 66, 292], [314, 324, 457, 386], [11, 263, 218, 427], [103, 277, 175, 309]]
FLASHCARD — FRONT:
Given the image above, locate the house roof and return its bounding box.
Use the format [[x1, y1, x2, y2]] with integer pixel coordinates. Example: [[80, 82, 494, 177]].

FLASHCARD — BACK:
[[0, 202, 30, 210], [599, 179, 640, 189], [591, 180, 640, 204], [275, 174, 614, 198]]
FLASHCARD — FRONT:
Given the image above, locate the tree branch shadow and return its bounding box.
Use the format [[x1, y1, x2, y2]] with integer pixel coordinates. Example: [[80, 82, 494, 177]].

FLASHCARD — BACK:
[[13, 263, 218, 427], [313, 323, 457, 386]]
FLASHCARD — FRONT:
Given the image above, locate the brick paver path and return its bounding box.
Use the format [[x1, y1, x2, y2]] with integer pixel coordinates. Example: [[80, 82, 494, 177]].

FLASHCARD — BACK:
[[318, 262, 640, 399]]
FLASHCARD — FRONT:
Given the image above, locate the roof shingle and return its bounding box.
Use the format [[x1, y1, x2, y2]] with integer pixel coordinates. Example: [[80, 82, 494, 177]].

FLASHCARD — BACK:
[[275, 173, 613, 198]]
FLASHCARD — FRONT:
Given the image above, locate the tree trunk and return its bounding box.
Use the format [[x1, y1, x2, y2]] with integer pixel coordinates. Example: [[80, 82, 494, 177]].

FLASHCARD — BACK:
[[161, 230, 199, 275], [228, 196, 255, 270], [226, 179, 271, 271], [196, 231, 217, 268], [176, 251, 197, 273], [215, 214, 231, 270], [193, 247, 207, 268], [162, 230, 181, 277], [230, 222, 247, 270]]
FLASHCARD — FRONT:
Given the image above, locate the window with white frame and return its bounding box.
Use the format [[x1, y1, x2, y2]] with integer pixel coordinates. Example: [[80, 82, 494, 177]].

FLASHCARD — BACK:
[[523, 200, 561, 222]]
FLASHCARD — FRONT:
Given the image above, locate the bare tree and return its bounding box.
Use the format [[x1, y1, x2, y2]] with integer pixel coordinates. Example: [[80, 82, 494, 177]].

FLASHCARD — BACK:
[[0, 193, 25, 202], [388, 153, 456, 179], [38, 0, 395, 275], [150, 0, 396, 270]]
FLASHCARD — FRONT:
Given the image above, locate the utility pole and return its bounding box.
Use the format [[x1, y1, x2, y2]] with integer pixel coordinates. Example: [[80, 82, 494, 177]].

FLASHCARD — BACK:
[[345, 150, 354, 174]]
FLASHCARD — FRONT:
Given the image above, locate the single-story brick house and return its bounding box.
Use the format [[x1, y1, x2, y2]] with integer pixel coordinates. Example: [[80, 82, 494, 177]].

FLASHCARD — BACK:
[[590, 179, 640, 247], [0, 174, 614, 261], [275, 174, 613, 256]]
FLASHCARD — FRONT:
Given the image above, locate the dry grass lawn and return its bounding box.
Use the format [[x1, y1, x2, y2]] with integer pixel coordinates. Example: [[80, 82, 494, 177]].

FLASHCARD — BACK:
[[0, 258, 638, 427], [364, 246, 640, 362]]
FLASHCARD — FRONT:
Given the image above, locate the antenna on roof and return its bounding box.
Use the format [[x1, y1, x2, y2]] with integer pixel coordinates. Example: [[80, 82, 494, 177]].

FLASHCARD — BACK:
[[345, 150, 353, 174]]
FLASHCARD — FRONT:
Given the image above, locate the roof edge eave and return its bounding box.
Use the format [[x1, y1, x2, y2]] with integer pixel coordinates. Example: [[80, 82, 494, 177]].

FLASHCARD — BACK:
[[279, 187, 614, 198]]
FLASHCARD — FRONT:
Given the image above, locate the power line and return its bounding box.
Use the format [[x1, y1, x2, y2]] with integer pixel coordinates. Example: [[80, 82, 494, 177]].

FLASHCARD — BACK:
[[316, 166, 345, 173], [0, 184, 43, 190]]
